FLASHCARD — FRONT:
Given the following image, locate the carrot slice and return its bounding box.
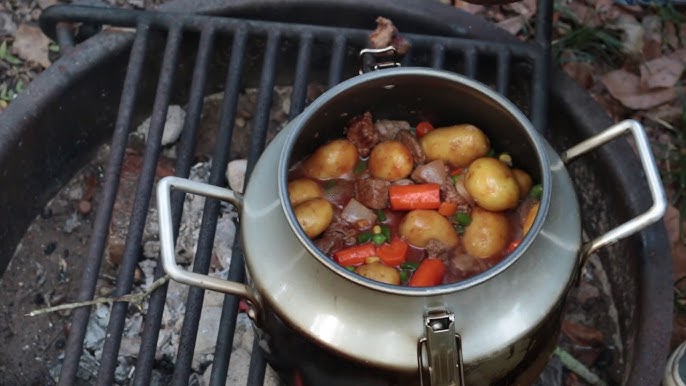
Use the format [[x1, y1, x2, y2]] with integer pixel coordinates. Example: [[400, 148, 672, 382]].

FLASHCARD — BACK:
[[388, 184, 441, 211], [376, 237, 409, 266], [437, 202, 458, 217], [506, 239, 522, 254], [416, 121, 434, 138], [450, 168, 464, 176], [408, 258, 445, 287], [333, 243, 376, 266]]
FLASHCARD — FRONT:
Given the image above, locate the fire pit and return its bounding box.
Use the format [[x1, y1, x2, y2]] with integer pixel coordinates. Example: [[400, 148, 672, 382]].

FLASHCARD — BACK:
[[0, 0, 672, 385]]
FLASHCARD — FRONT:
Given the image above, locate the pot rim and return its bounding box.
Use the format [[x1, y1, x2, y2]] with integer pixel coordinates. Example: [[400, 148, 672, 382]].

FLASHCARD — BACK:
[[278, 67, 552, 296]]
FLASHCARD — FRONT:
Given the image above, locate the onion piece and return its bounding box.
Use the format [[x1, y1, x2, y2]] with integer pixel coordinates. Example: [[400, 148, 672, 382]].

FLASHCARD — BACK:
[[454, 177, 475, 206], [341, 198, 377, 229], [411, 159, 447, 185], [392, 178, 415, 186]]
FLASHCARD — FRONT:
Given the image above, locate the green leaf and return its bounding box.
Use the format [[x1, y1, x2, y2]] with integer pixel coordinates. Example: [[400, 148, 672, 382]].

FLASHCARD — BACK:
[[4, 53, 22, 65], [48, 41, 60, 53], [15, 80, 24, 94], [0, 41, 6, 59]]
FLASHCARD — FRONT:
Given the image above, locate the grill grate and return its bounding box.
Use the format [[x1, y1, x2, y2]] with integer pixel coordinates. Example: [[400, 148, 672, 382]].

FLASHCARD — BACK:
[[39, 3, 552, 385]]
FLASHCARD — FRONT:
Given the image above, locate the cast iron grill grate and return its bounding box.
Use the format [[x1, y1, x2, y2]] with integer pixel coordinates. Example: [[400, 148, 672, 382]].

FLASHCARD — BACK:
[[39, 2, 552, 385]]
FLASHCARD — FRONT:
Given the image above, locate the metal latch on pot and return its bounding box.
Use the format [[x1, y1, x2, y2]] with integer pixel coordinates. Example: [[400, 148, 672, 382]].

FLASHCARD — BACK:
[[417, 309, 465, 386], [359, 46, 401, 74]]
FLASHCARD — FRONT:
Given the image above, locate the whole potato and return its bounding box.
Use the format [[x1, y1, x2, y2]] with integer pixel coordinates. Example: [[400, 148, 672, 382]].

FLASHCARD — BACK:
[[465, 157, 520, 211], [301, 139, 359, 179], [512, 169, 533, 200], [293, 198, 333, 239], [368, 141, 414, 181], [522, 201, 539, 236], [420, 124, 490, 168], [399, 210, 459, 249], [463, 207, 510, 259], [355, 262, 401, 285], [288, 178, 323, 206]]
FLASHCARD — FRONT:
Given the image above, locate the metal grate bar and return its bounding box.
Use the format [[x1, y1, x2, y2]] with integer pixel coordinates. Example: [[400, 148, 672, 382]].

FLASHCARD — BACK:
[[171, 26, 249, 386], [246, 338, 268, 385], [531, 0, 553, 135], [57, 25, 150, 386], [496, 48, 510, 97], [245, 29, 282, 180], [463, 46, 477, 79], [96, 25, 183, 385], [289, 33, 314, 120], [328, 34, 346, 88], [430, 42, 445, 69], [132, 25, 217, 386], [209, 229, 247, 386]]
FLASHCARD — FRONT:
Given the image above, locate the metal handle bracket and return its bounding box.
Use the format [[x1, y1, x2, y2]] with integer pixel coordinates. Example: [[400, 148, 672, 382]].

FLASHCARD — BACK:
[[157, 176, 261, 318], [561, 119, 667, 264], [417, 309, 464, 386]]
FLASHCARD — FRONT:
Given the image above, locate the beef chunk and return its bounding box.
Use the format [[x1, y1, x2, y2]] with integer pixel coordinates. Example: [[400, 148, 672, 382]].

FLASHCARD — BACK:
[[314, 215, 358, 255], [396, 129, 426, 165], [368, 17, 411, 55], [425, 239, 452, 259], [442, 177, 469, 206], [374, 120, 411, 141], [411, 160, 447, 185], [354, 177, 390, 210], [346, 112, 379, 158]]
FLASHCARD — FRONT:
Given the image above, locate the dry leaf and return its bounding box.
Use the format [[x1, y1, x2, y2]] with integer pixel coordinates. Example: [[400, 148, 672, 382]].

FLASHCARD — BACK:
[[566, 2, 600, 27], [645, 102, 684, 125], [670, 49, 686, 65], [640, 57, 685, 89], [615, 14, 643, 56], [496, 16, 523, 35], [452, 1, 485, 14], [562, 61, 594, 89], [561, 320, 604, 346], [601, 69, 678, 110], [665, 21, 680, 51], [12, 23, 50, 68], [503, 0, 536, 20], [642, 15, 662, 61]]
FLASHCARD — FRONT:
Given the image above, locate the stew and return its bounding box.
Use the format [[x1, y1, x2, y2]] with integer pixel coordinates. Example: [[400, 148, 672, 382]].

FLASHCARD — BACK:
[[288, 112, 541, 286]]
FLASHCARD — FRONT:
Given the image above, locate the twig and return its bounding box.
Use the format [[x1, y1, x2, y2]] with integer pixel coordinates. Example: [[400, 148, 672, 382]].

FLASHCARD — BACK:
[[26, 275, 170, 317], [554, 346, 607, 386]]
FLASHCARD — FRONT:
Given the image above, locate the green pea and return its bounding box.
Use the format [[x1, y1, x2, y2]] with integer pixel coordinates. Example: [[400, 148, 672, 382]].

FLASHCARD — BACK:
[[530, 184, 543, 200], [372, 233, 386, 245], [453, 212, 472, 226], [380, 225, 392, 242], [401, 262, 419, 271], [357, 231, 373, 244], [376, 209, 387, 222]]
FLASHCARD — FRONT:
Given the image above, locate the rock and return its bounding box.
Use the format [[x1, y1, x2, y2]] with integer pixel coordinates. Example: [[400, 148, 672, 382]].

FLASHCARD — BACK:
[[84, 305, 110, 351], [213, 215, 236, 271], [36, 0, 59, 9], [226, 159, 247, 193], [0, 12, 17, 36], [137, 105, 186, 146]]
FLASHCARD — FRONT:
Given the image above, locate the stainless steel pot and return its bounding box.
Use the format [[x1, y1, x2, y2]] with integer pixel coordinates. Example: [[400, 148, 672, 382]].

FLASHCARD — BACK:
[[156, 68, 666, 385]]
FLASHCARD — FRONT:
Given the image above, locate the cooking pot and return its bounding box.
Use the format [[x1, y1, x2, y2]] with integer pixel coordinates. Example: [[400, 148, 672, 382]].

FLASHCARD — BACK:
[[156, 67, 666, 385]]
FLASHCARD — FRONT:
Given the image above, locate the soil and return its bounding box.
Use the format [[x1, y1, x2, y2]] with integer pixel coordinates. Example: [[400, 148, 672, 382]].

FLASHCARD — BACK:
[[0, 151, 106, 384]]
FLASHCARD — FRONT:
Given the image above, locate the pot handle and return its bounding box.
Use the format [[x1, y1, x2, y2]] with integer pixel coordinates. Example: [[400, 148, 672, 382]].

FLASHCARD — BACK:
[[561, 119, 667, 265], [157, 176, 261, 318]]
